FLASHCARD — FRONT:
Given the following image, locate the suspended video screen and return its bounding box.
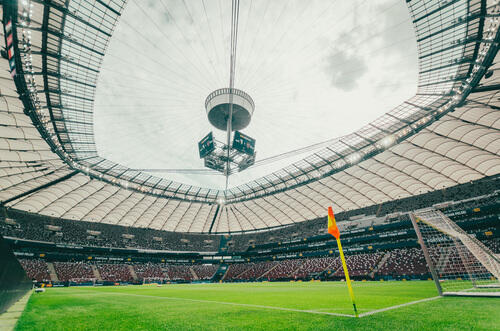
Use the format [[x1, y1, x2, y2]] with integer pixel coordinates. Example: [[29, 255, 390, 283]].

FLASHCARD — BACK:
[[232, 131, 255, 156], [198, 132, 215, 158]]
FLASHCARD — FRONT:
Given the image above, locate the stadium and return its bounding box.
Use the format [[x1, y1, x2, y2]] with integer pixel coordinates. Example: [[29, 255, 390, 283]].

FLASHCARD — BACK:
[[0, 0, 499, 330]]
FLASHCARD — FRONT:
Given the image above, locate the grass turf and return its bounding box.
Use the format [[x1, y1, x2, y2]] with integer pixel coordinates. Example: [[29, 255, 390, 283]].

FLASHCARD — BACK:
[[15, 281, 500, 330]]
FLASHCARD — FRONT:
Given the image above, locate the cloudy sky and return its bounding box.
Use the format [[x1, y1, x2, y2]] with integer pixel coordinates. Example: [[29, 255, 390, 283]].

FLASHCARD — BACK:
[[93, 0, 418, 190]]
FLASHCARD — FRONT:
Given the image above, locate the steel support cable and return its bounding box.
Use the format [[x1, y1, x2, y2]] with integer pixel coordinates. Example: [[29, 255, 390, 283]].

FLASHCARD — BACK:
[[107, 38, 212, 93], [237, 0, 293, 85], [246, 18, 415, 93], [239, 0, 349, 87], [117, 20, 214, 91], [225, 0, 240, 190], [201, 0, 225, 85], [134, 0, 220, 87], [98, 58, 209, 96], [243, 0, 401, 89], [234, 0, 253, 84], [239, 0, 334, 87], [180, 0, 226, 87], [233, 0, 271, 86]]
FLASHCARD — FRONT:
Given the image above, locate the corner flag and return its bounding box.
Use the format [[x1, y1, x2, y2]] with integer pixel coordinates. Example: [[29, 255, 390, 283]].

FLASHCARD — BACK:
[[328, 206, 359, 317], [328, 207, 340, 239]]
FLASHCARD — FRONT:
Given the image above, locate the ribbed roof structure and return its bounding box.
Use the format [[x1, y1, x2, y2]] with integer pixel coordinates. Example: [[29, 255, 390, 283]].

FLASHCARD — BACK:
[[0, 0, 499, 233]]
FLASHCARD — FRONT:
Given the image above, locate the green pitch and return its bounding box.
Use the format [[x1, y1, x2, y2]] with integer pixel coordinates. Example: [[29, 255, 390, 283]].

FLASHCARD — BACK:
[[15, 281, 500, 330]]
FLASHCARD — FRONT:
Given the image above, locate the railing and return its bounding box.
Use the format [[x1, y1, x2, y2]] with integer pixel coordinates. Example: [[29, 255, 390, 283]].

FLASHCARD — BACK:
[[205, 88, 255, 110]]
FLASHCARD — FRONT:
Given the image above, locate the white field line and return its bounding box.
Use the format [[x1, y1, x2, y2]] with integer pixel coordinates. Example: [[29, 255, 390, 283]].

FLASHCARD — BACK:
[[311, 307, 372, 312], [77, 291, 356, 318], [358, 296, 441, 317], [63, 289, 440, 318]]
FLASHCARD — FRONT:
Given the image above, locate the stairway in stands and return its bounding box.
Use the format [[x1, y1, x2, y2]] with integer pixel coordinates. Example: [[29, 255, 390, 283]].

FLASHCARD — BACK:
[[91, 265, 102, 281], [213, 264, 228, 282], [128, 265, 138, 281], [317, 259, 343, 279], [189, 267, 199, 280], [369, 252, 391, 278], [46, 262, 59, 282], [218, 235, 232, 254], [257, 263, 280, 280]]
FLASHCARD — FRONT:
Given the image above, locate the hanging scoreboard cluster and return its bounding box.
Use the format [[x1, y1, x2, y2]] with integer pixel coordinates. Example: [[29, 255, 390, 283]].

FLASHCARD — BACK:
[[198, 131, 256, 174]]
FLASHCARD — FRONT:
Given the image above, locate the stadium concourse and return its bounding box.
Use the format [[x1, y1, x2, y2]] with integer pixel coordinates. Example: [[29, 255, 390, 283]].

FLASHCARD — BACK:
[[0, 0, 500, 330]]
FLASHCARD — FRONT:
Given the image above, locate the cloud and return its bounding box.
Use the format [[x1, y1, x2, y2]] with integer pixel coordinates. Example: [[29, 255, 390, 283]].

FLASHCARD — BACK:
[[324, 49, 367, 91]]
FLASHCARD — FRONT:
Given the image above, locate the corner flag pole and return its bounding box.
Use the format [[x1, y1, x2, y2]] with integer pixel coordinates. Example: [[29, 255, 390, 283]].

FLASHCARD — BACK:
[[328, 206, 358, 318]]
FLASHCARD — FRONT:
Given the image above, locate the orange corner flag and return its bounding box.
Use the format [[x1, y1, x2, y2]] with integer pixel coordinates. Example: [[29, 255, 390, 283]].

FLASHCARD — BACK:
[[328, 206, 358, 317], [327, 206, 340, 239]]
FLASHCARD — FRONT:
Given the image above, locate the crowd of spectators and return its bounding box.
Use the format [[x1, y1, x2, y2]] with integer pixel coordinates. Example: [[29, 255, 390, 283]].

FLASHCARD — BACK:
[[229, 177, 499, 251], [484, 238, 500, 254], [224, 262, 253, 280], [334, 252, 383, 277], [223, 250, 431, 281], [0, 210, 220, 252], [19, 259, 51, 282], [16, 239, 499, 284], [224, 261, 277, 281], [1, 176, 497, 255], [377, 248, 427, 277], [133, 262, 166, 279], [265, 259, 304, 280], [192, 264, 217, 280], [166, 265, 193, 281], [7, 175, 499, 285], [293, 257, 336, 279], [53, 261, 94, 282], [97, 264, 134, 282]]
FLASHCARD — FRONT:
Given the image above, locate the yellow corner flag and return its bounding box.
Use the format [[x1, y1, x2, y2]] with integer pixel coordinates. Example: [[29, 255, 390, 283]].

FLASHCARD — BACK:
[[328, 206, 359, 317]]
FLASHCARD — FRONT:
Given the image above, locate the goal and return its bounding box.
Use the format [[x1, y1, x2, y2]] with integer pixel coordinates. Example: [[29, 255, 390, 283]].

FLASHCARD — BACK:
[[68, 278, 97, 287], [410, 209, 500, 297], [142, 277, 165, 285]]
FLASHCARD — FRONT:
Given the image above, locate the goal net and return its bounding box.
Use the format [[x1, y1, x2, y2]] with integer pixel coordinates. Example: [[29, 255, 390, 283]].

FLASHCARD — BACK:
[[410, 209, 500, 297], [142, 277, 165, 285], [68, 278, 97, 287]]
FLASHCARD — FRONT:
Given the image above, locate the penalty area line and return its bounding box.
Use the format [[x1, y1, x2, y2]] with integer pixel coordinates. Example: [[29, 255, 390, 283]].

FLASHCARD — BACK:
[[68, 290, 440, 318], [358, 296, 441, 318], [98, 291, 357, 318]]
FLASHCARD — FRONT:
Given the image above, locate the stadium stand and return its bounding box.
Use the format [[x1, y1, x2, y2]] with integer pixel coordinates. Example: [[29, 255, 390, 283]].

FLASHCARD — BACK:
[[133, 263, 166, 280], [1, 175, 497, 285], [53, 262, 94, 282], [167, 265, 194, 282], [377, 248, 428, 278], [18, 259, 51, 282], [97, 264, 133, 282], [192, 265, 218, 280]]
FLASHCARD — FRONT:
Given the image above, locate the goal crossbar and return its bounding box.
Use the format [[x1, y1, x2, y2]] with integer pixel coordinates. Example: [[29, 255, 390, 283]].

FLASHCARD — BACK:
[[410, 209, 500, 297]]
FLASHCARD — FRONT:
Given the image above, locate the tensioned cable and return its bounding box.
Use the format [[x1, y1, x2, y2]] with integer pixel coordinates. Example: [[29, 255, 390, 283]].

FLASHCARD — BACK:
[[134, 0, 218, 87], [244, 5, 411, 92], [116, 20, 214, 91], [201, 0, 224, 84], [180, 0, 225, 87], [225, 0, 240, 191]]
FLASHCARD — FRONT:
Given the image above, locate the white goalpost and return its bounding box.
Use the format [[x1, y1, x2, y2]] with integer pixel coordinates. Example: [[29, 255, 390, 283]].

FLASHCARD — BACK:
[[410, 209, 500, 297], [68, 278, 97, 287], [142, 277, 165, 286]]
